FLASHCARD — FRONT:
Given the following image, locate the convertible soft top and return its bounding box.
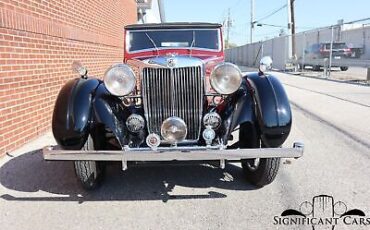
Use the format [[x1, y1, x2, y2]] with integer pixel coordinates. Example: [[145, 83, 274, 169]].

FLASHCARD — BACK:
[[125, 22, 222, 30]]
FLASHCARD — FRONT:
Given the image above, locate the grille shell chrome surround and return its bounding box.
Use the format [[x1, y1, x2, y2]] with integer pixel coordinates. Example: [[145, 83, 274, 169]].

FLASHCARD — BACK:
[[141, 64, 204, 141]]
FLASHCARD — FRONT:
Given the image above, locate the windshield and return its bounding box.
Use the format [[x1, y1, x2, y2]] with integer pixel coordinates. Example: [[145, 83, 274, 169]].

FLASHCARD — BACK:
[[127, 29, 221, 52]]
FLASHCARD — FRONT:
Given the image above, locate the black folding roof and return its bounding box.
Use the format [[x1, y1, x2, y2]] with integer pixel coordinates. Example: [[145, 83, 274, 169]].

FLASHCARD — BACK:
[[125, 22, 222, 30]]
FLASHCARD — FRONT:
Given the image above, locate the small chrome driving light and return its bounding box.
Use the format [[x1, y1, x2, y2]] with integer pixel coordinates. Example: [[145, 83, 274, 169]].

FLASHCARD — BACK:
[[146, 133, 161, 150], [126, 114, 145, 133], [161, 117, 187, 144], [203, 112, 221, 129], [104, 64, 136, 96], [210, 63, 242, 95], [203, 127, 216, 145]]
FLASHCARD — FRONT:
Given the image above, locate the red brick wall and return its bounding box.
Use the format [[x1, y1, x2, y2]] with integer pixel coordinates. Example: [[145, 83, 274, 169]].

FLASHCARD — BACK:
[[0, 0, 137, 156]]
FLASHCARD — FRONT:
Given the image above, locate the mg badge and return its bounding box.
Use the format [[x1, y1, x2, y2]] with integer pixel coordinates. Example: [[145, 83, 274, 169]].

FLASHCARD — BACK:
[[167, 58, 176, 67]]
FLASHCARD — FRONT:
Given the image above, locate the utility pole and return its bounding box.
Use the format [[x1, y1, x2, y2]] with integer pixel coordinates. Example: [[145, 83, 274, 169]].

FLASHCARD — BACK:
[[287, 0, 292, 59], [290, 0, 296, 59], [250, 0, 254, 44], [226, 8, 232, 48]]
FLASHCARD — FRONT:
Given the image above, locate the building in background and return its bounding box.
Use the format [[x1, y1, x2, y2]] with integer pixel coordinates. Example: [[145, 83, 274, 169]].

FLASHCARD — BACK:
[[137, 0, 165, 23], [0, 0, 137, 156]]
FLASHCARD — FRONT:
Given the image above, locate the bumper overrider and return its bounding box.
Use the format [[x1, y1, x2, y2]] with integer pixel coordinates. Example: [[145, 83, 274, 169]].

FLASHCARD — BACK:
[[43, 142, 304, 170]]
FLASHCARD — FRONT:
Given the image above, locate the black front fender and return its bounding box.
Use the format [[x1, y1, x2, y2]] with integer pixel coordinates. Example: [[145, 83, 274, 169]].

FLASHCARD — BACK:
[[247, 73, 292, 147], [220, 73, 292, 148], [52, 78, 100, 149], [219, 80, 256, 144], [92, 83, 130, 147]]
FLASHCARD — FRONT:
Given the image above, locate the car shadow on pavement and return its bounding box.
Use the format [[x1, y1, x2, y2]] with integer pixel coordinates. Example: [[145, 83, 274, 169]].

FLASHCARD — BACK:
[[0, 150, 257, 203]]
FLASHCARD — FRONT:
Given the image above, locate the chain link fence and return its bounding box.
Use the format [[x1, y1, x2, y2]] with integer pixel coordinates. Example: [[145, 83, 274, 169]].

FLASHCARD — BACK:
[[225, 18, 370, 83]]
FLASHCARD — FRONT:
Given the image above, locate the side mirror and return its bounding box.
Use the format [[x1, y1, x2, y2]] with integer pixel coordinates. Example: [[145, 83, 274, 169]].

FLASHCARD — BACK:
[[259, 56, 273, 74], [72, 61, 88, 77]]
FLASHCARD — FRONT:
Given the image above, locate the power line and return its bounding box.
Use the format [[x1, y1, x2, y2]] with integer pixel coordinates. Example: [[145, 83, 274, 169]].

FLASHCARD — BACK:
[[256, 23, 286, 28], [254, 4, 287, 23], [221, 0, 243, 23], [231, 0, 243, 10], [218, 9, 227, 23], [233, 22, 315, 30], [344, 17, 370, 24]]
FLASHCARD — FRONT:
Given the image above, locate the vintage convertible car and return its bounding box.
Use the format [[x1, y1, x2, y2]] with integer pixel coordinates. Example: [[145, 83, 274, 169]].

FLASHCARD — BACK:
[[43, 23, 304, 190]]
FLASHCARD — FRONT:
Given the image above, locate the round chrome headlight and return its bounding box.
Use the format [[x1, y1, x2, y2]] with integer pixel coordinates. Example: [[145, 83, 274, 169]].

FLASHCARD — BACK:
[[104, 64, 136, 96], [210, 63, 242, 94], [161, 117, 187, 144]]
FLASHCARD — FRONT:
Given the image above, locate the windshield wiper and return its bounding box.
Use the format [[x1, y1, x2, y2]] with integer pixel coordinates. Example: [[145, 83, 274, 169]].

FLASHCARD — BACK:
[[145, 32, 159, 56], [189, 30, 195, 57]]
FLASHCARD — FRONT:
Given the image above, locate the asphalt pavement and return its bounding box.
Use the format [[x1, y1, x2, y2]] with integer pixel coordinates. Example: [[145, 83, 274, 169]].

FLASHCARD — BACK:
[[0, 71, 369, 230], [300, 66, 369, 82]]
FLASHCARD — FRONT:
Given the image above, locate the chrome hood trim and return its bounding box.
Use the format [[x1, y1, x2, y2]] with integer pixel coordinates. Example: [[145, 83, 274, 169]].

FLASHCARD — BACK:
[[128, 55, 204, 69]]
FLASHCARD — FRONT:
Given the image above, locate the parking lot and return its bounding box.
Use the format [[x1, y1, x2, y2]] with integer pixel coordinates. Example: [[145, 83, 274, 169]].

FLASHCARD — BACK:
[[1, 70, 369, 230]]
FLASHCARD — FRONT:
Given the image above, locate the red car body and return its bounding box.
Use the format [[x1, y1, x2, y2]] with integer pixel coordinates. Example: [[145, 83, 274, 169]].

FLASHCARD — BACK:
[[123, 23, 225, 76]]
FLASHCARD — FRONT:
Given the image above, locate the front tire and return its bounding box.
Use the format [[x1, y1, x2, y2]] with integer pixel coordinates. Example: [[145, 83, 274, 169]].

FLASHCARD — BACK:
[[340, 66, 348, 71], [74, 135, 104, 190], [242, 158, 280, 187], [239, 123, 280, 187]]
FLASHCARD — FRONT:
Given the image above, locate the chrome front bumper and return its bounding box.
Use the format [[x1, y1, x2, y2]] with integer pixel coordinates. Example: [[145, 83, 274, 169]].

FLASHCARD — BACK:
[[43, 142, 304, 169]]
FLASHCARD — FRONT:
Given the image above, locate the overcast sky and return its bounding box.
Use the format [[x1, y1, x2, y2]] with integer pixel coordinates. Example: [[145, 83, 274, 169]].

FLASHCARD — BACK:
[[164, 0, 370, 45]]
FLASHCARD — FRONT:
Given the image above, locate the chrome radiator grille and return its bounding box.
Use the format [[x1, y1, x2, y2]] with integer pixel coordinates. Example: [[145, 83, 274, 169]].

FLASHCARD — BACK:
[[142, 66, 203, 140]]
